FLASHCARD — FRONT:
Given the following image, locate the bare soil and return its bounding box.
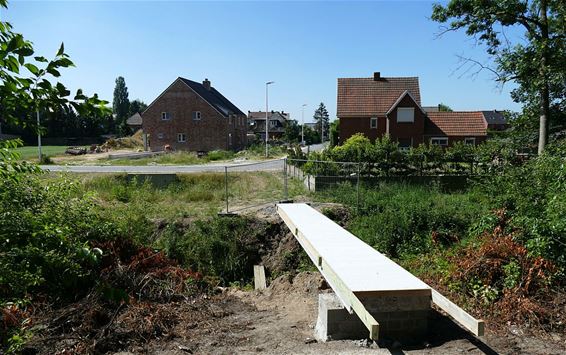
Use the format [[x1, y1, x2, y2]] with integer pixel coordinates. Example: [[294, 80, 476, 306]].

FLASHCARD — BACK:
[[20, 205, 566, 354], [24, 271, 566, 355]]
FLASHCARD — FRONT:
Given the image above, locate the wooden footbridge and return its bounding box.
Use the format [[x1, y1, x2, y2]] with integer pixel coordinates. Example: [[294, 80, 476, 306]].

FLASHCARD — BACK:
[[276, 203, 484, 341]]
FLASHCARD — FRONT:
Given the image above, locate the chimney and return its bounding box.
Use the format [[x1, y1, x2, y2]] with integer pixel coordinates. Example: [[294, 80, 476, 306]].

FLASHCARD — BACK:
[[203, 78, 211, 91], [373, 72, 381, 81]]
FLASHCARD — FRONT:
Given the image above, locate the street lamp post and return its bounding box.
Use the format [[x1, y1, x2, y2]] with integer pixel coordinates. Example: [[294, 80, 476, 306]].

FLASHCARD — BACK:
[[301, 104, 307, 146], [265, 81, 274, 157]]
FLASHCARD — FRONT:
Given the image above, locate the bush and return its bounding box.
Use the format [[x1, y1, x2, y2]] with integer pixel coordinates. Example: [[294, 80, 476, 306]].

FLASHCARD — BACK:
[[157, 216, 265, 285], [478, 140, 566, 271], [321, 183, 487, 258]]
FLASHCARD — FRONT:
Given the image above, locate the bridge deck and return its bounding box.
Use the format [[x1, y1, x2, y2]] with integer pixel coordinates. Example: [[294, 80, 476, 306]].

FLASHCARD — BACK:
[[277, 203, 430, 295]]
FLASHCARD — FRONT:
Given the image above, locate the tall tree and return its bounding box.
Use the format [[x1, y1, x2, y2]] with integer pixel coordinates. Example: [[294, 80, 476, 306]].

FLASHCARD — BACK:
[[128, 99, 147, 117], [0, 0, 108, 144], [112, 76, 130, 135], [313, 102, 330, 143], [432, 0, 565, 154]]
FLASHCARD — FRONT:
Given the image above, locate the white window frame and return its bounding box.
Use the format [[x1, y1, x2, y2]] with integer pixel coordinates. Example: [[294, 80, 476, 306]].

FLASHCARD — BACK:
[[370, 117, 378, 129], [161, 112, 171, 120], [464, 137, 476, 145], [157, 133, 164, 140], [397, 107, 415, 123], [177, 133, 186, 143], [193, 111, 201, 121], [431, 137, 448, 146]]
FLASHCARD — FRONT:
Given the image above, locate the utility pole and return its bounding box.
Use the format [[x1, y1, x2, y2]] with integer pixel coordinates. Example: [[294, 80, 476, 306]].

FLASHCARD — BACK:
[[301, 104, 307, 145], [265, 81, 275, 157]]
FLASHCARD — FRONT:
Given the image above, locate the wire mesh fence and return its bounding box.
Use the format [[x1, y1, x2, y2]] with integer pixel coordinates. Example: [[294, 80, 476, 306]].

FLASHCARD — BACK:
[[218, 156, 482, 214]]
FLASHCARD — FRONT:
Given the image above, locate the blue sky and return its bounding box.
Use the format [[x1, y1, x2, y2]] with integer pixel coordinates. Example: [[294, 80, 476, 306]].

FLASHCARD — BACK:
[[2, 0, 521, 123]]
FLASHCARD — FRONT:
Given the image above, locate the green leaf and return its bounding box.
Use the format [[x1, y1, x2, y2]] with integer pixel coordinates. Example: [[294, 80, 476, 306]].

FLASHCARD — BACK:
[[56, 42, 65, 57], [34, 56, 48, 63], [24, 63, 39, 75]]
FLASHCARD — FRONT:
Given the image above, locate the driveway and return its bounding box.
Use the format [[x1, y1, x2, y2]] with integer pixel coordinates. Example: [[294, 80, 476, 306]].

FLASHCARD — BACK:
[[40, 159, 286, 174]]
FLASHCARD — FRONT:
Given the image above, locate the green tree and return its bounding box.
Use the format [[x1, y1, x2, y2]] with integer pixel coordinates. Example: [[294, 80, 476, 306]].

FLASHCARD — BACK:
[[313, 102, 330, 142], [432, 0, 566, 154], [0, 0, 108, 135], [283, 119, 301, 143], [112, 76, 130, 135], [128, 99, 147, 117], [329, 119, 339, 147], [438, 103, 453, 112]]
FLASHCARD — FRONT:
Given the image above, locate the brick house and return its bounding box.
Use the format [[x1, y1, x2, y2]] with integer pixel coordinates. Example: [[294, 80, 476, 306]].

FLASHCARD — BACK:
[[425, 111, 487, 146], [142, 77, 247, 152], [337, 72, 488, 147], [248, 110, 289, 139]]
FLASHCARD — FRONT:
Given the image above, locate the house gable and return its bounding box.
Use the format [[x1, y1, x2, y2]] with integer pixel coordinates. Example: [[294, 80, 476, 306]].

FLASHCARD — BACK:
[[142, 78, 246, 152], [385, 91, 427, 147]]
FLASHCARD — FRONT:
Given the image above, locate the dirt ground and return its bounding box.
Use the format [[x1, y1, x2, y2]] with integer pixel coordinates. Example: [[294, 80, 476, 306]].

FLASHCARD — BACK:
[[23, 271, 566, 355], [21, 205, 566, 354]]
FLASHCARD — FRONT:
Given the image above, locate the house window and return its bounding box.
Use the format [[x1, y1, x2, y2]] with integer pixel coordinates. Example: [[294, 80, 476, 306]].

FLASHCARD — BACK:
[[270, 120, 277, 128], [370, 117, 378, 129], [464, 137, 476, 145], [157, 133, 164, 140], [431, 137, 448, 146], [177, 133, 186, 143], [193, 111, 201, 121], [161, 112, 171, 120], [228, 133, 232, 146], [397, 108, 414, 123], [398, 138, 412, 151]]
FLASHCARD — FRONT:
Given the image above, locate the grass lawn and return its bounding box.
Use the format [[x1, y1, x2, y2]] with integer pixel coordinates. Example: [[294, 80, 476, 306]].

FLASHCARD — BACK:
[[15, 145, 70, 161]]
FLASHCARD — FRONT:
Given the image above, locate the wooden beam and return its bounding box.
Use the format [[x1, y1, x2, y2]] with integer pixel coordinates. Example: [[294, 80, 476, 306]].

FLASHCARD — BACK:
[[254, 265, 267, 290], [431, 289, 485, 336]]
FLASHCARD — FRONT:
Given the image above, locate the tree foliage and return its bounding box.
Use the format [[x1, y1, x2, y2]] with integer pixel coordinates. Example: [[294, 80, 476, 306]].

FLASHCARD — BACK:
[[431, 0, 566, 154], [0, 1, 109, 132], [112, 76, 130, 135], [313, 102, 330, 142]]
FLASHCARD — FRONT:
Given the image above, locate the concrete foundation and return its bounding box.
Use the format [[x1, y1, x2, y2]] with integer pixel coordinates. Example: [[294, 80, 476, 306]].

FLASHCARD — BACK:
[[315, 292, 430, 343]]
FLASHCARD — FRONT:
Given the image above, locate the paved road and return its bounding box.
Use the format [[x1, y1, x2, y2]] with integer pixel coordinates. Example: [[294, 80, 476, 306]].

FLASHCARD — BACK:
[[301, 142, 328, 154], [41, 158, 285, 174]]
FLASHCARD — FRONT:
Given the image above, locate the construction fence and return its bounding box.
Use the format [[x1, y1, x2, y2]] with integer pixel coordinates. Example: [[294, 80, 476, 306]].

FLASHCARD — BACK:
[[221, 156, 478, 213]]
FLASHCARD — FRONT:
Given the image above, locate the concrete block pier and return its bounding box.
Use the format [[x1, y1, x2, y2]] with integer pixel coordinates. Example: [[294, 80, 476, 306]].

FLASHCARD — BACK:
[[316, 292, 430, 343]]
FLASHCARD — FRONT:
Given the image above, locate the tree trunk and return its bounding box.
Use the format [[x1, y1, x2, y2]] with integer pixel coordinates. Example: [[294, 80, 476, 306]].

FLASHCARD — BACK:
[[537, 0, 550, 155], [538, 85, 550, 155]]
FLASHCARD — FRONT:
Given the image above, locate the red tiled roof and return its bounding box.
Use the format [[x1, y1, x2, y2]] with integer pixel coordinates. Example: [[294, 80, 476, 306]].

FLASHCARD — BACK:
[[425, 111, 487, 137], [337, 77, 421, 117]]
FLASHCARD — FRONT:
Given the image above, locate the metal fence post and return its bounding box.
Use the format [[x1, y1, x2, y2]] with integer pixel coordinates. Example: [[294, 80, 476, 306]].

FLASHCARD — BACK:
[[224, 166, 229, 213], [283, 158, 288, 200], [356, 162, 361, 213]]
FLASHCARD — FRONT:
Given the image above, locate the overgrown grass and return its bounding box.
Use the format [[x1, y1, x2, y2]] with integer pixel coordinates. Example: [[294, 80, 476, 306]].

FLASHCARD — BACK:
[[316, 182, 490, 259]]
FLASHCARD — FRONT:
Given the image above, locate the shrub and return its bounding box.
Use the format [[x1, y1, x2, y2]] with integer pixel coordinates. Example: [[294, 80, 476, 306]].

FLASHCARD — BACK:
[[321, 183, 487, 258], [157, 216, 264, 285]]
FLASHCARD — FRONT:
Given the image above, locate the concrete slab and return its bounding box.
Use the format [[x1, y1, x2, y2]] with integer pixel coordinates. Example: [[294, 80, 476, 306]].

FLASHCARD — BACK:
[[277, 203, 431, 295]]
